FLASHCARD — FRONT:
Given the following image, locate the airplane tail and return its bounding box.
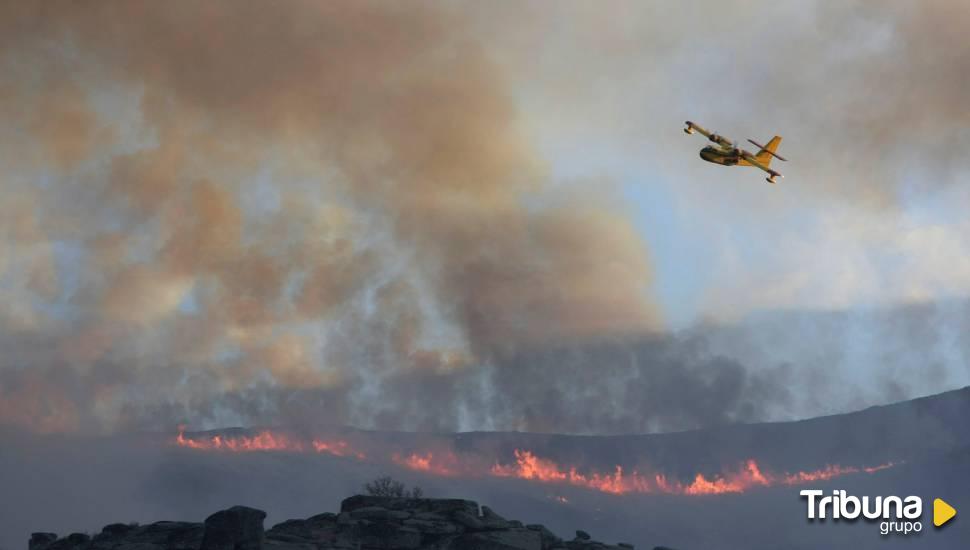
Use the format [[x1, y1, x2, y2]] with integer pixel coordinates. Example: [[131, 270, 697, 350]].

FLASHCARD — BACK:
[[754, 136, 782, 166]]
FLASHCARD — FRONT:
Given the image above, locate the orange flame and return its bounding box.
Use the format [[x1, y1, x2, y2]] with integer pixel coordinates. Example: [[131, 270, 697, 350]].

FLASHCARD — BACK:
[[490, 449, 897, 496], [176, 427, 305, 452], [173, 429, 897, 496], [312, 440, 367, 460], [391, 451, 462, 476], [176, 427, 364, 459]]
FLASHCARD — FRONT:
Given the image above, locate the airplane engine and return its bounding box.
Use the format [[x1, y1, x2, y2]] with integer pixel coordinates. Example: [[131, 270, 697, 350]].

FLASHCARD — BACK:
[[683, 127, 695, 134]]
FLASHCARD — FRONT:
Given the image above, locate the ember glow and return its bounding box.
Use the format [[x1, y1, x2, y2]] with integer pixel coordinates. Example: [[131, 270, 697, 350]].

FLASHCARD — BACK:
[[391, 452, 462, 477], [174, 430, 897, 496], [176, 428, 306, 452], [176, 427, 365, 459], [780, 462, 895, 485], [492, 451, 897, 495], [312, 440, 367, 460]]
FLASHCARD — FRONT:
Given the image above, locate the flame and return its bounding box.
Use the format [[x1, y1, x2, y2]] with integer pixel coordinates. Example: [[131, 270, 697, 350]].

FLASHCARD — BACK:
[[173, 428, 897, 496], [176, 427, 305, 452], [391, 452, 461, 476], [780, 462, 894, 485], [176, 427, 364, 458], [490, 450, 897, 496], [313, 440, 367, 460]]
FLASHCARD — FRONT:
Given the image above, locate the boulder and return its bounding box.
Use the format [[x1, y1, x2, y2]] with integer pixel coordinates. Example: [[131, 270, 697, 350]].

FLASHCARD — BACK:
[[350, 506, 394, 521], [44, 533, 90, 550], [266, 518, 335, 545], [356, 523, 422, 550], [128, 522, 203, 550], [451, 510, 486, 530], [412, 512, 449, 522], [85, 521, 202, 550], [402, 517, 462, 536], [336, 512, 357, 527], [305, 512, 336, 525], [201, 506, 267, 550], [266, 519, 309, 537], [341, 496, 479, 517], [526, 524, 562, 548], [480, 507, 512, 530], [66, 534, 91, 545], [29, 533, 57, 550], [101, 523, 136, 536]]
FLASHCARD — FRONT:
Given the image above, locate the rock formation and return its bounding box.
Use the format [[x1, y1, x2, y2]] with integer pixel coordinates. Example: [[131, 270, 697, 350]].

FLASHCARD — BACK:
[[28, 496, 643, 550]]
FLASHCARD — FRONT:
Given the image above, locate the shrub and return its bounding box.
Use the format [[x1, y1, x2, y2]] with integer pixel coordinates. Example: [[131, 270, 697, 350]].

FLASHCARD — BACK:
[[363, 475, 424, 498]]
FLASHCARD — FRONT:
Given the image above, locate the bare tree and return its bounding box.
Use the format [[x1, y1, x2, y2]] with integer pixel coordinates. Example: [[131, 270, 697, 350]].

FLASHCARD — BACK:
[[363, 475, 424, 498]]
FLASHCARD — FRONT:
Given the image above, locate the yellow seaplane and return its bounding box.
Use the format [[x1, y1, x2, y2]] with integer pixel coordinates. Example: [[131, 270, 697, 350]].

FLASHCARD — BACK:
[[684, 121, 786, 184]]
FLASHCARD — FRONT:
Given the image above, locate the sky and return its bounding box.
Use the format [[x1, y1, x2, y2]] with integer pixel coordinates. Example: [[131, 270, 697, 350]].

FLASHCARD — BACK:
[[0, 0, 968, 435], [481, 1, 970, 325]]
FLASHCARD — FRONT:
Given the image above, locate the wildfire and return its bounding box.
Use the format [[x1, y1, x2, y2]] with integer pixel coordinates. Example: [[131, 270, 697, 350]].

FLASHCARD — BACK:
[[780, 462, 894, 485], [313, 440, 367, 460], [176, 427, 364, 459], [491, 450, 897, 496], [176, 427, 305, 452], [174, 428, 897, 497], [391, 452, 461, 476]]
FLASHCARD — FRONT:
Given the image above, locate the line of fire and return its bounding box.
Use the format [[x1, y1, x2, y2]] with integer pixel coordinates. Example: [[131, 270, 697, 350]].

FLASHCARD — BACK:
[[174, 427, 897, 497]]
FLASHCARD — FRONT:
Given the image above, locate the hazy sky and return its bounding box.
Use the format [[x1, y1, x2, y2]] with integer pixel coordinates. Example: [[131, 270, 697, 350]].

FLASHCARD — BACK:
[[0, 1, 967, 435], [473, 1, 970, 326]]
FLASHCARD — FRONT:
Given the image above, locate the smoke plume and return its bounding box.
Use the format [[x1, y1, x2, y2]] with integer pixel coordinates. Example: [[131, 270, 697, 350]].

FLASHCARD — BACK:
[[0, 1, 669, 434], [0, 1, 965, 435]]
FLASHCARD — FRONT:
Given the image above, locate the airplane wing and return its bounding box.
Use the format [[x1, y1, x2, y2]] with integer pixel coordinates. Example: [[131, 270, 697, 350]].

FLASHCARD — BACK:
[[684, 120, 712, 138], [740, 151, 784, 184], [684, 121, 733, 148]]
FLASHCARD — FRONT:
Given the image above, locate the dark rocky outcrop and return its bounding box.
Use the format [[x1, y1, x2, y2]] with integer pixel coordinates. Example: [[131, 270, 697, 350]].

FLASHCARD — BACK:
[[202, 507, 266, 550], [28, 497, 636, 550], [29, 533, 58, 550], [30, 520, 205, 550]]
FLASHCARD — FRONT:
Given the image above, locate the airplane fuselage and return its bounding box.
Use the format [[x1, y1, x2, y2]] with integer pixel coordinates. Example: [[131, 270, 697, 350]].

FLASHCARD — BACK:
[[699, 146, 741, 166]]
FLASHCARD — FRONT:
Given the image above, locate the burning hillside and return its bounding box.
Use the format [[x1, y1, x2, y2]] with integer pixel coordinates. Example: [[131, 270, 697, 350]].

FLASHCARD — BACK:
[[4, 388, 969, 550], [173, 427, 897, 496]]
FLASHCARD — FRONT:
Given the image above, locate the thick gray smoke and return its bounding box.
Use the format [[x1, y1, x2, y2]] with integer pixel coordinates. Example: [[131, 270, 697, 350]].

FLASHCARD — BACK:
[[0, 1, 663, 434], [0, 1, 966, 436]]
